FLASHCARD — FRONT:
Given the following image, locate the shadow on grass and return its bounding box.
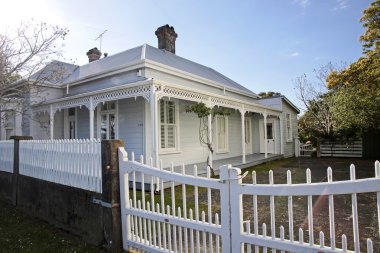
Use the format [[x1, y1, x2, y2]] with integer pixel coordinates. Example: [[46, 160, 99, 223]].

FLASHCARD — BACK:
[[0, 201, 107, 253]]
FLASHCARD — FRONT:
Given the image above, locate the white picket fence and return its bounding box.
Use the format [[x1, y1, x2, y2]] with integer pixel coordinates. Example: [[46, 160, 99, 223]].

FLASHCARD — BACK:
[[19, 139, 102, 193], [118, 147, 380, 253], [0, 140, 14, 173]]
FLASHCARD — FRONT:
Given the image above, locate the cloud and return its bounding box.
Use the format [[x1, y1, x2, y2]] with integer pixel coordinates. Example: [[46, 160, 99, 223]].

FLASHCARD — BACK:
[[293, 0, 310, 8], [332, 0, 348, 11], [290, 52, 300, 57]]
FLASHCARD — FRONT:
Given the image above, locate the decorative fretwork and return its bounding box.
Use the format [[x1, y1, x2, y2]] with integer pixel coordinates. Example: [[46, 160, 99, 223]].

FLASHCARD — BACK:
[[158, 86, 209, 103], [245, 104, 265, 114], [56, 97, 91, 111], [210, 97, 242, 110], [93, 85, 151, 107]]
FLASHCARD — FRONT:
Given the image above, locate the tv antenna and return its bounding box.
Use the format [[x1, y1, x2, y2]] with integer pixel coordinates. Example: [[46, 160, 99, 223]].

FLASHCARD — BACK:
[[95, 29, 108, 51]]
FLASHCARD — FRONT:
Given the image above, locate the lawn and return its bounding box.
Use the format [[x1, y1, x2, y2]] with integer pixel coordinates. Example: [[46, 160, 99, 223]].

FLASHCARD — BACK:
[[0, 201, 106, 253]]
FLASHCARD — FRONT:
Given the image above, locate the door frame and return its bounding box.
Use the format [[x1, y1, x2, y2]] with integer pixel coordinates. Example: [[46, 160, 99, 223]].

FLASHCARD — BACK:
[[245, 117, 253, 155], [259, 118, 277, 154]]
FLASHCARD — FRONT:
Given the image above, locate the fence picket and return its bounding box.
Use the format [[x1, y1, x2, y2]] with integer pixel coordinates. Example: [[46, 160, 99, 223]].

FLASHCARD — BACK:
[[350, 164, 360, 253], [327, 167, 336, 250], [178, 207, 183, 253], [306, 168, 314, 246]]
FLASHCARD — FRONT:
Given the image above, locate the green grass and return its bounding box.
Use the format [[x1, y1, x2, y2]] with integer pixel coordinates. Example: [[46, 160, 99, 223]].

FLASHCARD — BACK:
[[130, 159, 295, 216], [243, 157, 297, 174], [0, 201, 106, 253]]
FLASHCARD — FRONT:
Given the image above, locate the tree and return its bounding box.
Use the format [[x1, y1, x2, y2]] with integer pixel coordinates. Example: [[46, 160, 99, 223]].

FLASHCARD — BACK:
[[326, 0, 380, 134], [258, 91, 282, 98], [185, 103, 230, 176], [0, 21, 69, 131], [294, 64, 337, 139]]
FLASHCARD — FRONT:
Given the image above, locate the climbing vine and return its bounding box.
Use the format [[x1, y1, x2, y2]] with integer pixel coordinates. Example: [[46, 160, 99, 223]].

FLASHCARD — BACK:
[[185, 102, 230, 176]]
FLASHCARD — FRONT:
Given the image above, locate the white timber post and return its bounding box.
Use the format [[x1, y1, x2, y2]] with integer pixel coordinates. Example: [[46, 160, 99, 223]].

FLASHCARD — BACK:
[[279, 113, 284, 155], [89, 96, 95, 139], [264, 111, 268, 158], [208, 97, 213, 168], [240, 108, 246, 164], [150, 84, 158, 166], [220, 164, 244, 253], [49, 104, 55, 140]]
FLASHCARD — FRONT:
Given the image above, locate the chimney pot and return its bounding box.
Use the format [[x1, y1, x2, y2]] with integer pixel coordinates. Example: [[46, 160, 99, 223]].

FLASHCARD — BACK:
[[155, 24, 178, 54], [86, 47, 102, 62]]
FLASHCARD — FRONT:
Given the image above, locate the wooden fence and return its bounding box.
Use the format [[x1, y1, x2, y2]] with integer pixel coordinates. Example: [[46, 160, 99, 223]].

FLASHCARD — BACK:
[[0, 140, 14, 173], [119, 147, 380, 253], [320, 140, 362, 158], [19, 139, 102, 193]]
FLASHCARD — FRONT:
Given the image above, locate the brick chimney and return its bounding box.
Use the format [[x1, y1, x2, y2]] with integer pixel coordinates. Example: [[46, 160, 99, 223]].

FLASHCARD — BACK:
[[86, 47, 102, 62], [155, 25, 178, 54]]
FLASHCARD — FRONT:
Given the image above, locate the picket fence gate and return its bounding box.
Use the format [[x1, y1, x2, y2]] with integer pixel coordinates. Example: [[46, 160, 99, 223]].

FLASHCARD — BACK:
[[119, 147, 380, 253], [19, 139, 102, 193]]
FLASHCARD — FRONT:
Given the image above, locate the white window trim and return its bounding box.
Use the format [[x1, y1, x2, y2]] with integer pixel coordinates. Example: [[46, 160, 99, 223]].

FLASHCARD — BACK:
[[159, 99, 180, 154], [97, 101, 118, 140], [215, 115, 229, 154], [286, 113, 292, 142]]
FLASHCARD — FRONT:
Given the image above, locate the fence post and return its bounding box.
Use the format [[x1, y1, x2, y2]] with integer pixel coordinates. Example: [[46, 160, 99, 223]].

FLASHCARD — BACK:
[[220, 164, 244, 253], [10, 136, 33, 206], [101, 140, 124, 253]]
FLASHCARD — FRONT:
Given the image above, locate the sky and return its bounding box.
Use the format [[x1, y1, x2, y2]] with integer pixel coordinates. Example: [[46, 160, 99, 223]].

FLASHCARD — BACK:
[[0, 0, 373, 110]]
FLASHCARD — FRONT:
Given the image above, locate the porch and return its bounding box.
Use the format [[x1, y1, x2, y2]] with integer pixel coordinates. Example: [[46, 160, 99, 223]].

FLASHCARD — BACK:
[[164, 153, 284, 178]]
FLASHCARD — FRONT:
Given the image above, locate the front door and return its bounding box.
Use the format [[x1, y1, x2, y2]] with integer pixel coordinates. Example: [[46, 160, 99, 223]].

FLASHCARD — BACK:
[[65, 108, 76, 139], [259, 119, 276, 154], [245, 118, 252, 154], [266, 121, 275, 153]]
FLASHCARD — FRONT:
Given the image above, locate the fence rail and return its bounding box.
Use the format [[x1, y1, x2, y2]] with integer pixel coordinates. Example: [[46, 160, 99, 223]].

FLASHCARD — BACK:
[[320, 140, 363, 158], [19, 139, 102, 193], [119, 147, 379, 253], [0, 140, 14, 173]]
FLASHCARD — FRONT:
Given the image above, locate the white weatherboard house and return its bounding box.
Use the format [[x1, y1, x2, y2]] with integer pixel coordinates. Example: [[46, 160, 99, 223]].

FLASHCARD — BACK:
[[1, 25, 299, 171]]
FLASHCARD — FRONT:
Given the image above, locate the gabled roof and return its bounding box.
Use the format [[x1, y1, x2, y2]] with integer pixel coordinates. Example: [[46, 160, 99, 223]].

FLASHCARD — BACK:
[[29, 61, 78, 85], [62, 44, 258, 97], [258, 95, 300, 113]]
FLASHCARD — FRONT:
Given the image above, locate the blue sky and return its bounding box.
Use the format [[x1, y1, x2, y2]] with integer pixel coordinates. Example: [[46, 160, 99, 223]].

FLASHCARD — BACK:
[[0, 0, 373, 110]]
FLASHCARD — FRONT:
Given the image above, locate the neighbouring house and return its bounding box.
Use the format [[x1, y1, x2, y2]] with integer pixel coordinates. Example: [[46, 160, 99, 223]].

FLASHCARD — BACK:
[[0, 25, 299, 169]]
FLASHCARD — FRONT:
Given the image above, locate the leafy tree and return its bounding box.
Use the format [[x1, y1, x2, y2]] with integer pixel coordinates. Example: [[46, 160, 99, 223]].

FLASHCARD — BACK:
[[258, 91, 282, 98], [326, 0, 380, 134], [185, 102, 230, 176], [0, 21, 69, 130], [294, 64, 337, 139]]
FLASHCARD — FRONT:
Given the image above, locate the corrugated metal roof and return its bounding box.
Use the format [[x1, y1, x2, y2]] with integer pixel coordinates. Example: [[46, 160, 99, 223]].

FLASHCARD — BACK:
[[35, 44, 257, 97], [144, 45, 256, 95]]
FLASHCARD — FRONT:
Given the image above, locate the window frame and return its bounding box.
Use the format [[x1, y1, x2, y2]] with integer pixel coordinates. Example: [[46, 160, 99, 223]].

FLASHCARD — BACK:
[[97, 101, 118, 140], [215, 115, 229, 153], [3, 110, 15, 140], [159, 99, 179, 153], [286, 113, 292, 142]]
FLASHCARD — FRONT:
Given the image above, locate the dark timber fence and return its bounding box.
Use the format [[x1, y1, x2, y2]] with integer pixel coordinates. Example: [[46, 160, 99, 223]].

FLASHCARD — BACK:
[[319, 139, 362, 158], [0, 137, 124, 252]]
